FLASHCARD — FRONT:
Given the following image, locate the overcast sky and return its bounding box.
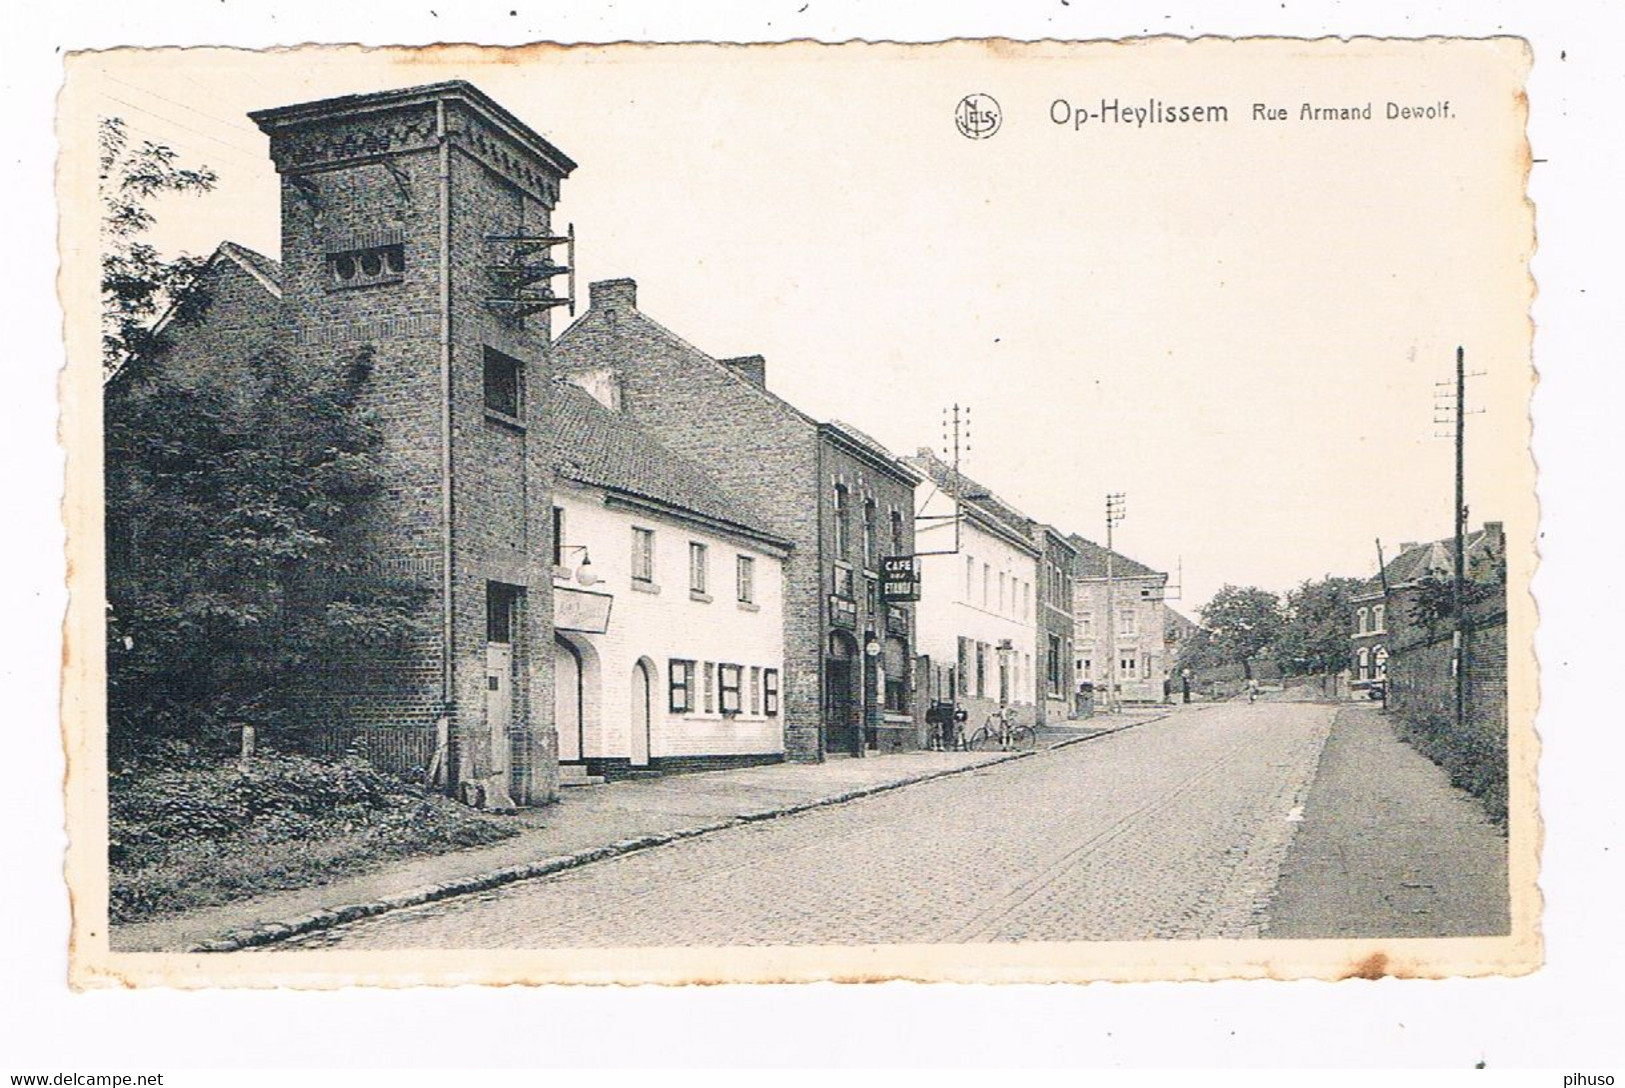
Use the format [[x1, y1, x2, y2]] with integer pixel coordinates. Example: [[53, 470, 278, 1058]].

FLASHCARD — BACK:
[[70, 40, 1533, 613]]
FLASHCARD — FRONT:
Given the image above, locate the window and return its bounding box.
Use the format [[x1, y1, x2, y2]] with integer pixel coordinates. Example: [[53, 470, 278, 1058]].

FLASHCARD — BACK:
[[750, 667, 762, 714], [1048, 634, 1063, 695], [718, 664, 743, 714], [631, 527, 655, 584], [1119, 609, 1138, 636], [689, 542, 709, 596], [551, 506, 565, 567], [834, 484, 850, 559], [669, 659, 696, 713], [975, 642, 987, 698], [737, 555, 755, 603], [891, 509, 905, 555], [1080, 658, 1092, 679], [1023, 581, 1031, 619], [982, 563, 991, 606], [1079, 612, 1094, 638], [833, 564, 854, 600], [1357, 607, 1369, 634], [1120, 655, 1139, 678], [863, 499, 878, 568], [1357, 647, 1370, 680], [703, 662, 716, 713], [865, 577, 878, 618], [763, 669, 780, 715], [999, 571, 1007, 613], [1374, 645, 1389, 679], [329, 243, 405, 289], [483, 347, 523, 418], [1373, 604, 1386, 633], [965, 556, 975, 600], [486, 582, 518, 643]]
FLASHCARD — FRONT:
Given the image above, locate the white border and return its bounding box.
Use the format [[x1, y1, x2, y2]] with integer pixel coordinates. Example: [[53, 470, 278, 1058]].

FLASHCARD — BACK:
[[5, 0, 1623, 1070]]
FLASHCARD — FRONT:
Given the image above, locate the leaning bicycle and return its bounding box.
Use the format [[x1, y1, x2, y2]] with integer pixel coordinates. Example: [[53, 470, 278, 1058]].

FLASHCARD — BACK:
[[967, 708, 1037, 751]]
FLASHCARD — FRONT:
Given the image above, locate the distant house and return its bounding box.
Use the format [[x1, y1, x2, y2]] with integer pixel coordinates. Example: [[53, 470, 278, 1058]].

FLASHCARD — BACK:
[[1350, 522, 1506, 693], [1068, 537, 1170, 706], [1164, 608, 1200, 674]]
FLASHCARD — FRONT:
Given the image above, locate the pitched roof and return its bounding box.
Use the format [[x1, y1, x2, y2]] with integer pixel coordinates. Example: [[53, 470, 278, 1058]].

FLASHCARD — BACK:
[[216, 241, 283, 297], [545, 380, 789, 547], [1067, 534, 1164, 581], [899, 449, 1036, 550], [1361, 525, 1505, 594]]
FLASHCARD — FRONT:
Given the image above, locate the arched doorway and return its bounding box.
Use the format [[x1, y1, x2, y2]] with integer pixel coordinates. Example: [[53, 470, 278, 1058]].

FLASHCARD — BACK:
[[825, 629, 861, 756], [630, 658, 655, 767], [554, 637, 584, 763]]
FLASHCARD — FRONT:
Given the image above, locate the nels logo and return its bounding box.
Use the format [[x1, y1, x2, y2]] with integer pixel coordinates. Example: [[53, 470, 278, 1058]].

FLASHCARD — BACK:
[[954, 93, 1002, 140]]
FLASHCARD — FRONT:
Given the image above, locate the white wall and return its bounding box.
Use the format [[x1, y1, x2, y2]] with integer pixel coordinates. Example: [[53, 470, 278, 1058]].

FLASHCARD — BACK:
[[553, 481, 787, 760], [913, 499, 1040, 722]]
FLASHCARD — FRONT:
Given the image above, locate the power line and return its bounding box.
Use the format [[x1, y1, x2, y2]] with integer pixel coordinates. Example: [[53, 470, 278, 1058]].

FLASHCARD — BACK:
[[97, 93, 266, 165], [99, 71, 265, 140]]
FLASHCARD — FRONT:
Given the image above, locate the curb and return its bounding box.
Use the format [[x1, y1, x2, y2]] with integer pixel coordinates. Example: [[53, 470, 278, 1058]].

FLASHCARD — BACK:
[[1044, 707, 1180, 750], [192, 746, 1041, 953]]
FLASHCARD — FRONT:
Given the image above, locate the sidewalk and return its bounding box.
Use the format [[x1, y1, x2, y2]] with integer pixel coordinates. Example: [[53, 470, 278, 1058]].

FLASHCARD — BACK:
[[114, 707, 1175, 952], [1264, 703, 1509, 938]]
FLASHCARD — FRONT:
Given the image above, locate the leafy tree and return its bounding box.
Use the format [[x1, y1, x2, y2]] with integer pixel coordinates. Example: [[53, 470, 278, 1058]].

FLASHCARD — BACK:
[[1275, 576, 1367, 675], [1407, 547, 1508, 629], [1198, 585, 1284, 679], [100, 117, 217, 379], [102, 120, 426, 760]]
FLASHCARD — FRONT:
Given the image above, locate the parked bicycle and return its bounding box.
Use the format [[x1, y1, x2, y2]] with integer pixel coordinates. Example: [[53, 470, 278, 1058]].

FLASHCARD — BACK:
[[967, 708, 1037, 752]]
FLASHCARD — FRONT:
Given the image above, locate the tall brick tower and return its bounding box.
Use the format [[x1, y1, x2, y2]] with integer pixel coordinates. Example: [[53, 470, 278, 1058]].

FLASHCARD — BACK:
[[251, 82, 576, 807]]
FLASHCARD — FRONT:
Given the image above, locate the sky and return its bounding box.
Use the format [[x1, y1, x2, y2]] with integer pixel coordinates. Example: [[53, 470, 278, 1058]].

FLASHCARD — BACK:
[[67, 40, 1534, 614]]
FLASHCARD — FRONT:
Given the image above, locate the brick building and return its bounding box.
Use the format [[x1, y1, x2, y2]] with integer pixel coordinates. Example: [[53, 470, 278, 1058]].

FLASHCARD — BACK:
[[904, 450, 1043, 731], [1349, 521, 1506, 695], [1033, 526, 1079, 725], [544, 378, 791, 781], [552, 280, 919, 760], [239, 81, 577, 808], [1069, 536, 1170, 706]]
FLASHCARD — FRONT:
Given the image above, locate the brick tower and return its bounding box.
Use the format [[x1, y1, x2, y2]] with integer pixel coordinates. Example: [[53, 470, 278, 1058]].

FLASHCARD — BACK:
[[251, 82, 576, 807]]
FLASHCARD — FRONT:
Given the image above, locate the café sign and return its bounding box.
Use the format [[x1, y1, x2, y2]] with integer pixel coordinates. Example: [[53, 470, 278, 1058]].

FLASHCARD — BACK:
[[880, 555, 920, 603], [555, 586, 614, 634]]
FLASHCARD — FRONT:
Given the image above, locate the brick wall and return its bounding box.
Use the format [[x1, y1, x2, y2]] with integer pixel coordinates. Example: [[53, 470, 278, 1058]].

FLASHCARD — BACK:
[[1385, 604, 1508, 822], [554, 285, 830, 759]]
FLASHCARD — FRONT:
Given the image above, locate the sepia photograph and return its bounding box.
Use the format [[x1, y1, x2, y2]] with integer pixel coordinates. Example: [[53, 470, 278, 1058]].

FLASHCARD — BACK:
[[55, 37, 1541, 989]]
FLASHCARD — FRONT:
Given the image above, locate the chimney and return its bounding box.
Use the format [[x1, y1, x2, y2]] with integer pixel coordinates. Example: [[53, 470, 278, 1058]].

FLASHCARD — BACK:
[[720, 354, 767, 388], [589, 278, 637, 313]]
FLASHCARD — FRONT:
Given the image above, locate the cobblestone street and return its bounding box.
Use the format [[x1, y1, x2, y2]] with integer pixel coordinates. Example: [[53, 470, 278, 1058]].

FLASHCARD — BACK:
[[287, 701, 1335, 948]]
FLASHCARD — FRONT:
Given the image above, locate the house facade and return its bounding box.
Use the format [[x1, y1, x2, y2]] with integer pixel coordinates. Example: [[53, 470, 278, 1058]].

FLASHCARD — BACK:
[[1034, 526, 1079, 724], [1350, 521, 1506, 695], [905, 450, 1042, 730], [546, 380, 791, 779], [552, 279, 919, 760], [1069, 536, 1170, 706]]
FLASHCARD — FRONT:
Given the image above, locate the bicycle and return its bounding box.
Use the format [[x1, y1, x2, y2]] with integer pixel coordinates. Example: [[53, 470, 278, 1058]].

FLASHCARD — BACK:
[[967, 708, 1037, 752]]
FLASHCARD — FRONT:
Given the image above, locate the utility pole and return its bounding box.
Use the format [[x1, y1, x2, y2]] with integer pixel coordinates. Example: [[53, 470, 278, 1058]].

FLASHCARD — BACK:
[[1453, 346, 1468, 735], [913, 403, 971, 558], [1104, 492, 1126, 715]]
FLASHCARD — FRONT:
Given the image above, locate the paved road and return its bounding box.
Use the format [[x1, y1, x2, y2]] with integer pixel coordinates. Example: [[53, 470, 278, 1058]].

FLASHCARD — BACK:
[[288, 701, 1334, 948]]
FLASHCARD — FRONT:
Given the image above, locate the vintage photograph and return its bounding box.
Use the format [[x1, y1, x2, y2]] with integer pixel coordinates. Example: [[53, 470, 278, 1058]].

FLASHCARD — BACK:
[[59, 38, 1538, 987]]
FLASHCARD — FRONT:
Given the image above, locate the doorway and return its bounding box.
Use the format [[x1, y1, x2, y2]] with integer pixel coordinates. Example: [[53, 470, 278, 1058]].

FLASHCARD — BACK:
[[554, 636, 584, 763], [825, 629, 861, 756], [630, 659, 654, 767]]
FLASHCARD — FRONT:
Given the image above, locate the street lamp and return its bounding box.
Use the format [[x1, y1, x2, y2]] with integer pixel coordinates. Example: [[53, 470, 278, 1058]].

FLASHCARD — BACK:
[[557, 545, 598, 586]]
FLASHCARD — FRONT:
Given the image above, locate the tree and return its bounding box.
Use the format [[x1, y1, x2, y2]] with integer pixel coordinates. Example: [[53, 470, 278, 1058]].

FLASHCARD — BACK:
[[1198, 585, 1284, 679], [1275, 576, 1366, 675], [102, 120, 425, 760], [100, 117, 217, 380]]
